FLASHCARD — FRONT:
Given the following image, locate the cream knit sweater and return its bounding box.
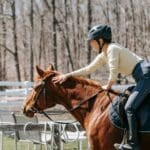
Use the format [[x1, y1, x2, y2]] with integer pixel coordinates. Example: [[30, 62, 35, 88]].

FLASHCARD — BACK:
[[69, 43, 143, 82]]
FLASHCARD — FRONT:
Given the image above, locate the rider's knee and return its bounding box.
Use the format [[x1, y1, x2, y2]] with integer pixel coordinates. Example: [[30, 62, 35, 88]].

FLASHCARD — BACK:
[[124, 105, 136, 114]]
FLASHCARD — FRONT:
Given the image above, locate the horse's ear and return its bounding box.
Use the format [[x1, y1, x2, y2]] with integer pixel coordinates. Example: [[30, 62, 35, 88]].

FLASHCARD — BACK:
[[36, 65, 45, 76], [46, 64, 54, 71]]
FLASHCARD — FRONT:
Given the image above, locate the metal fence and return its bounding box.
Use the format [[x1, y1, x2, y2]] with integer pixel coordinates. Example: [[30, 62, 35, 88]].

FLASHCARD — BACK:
[[0, 81, 88, 150]]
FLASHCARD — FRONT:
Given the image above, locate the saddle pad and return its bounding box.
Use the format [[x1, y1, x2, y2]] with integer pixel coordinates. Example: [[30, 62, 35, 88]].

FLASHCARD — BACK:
[[109, 94, 150, 133]]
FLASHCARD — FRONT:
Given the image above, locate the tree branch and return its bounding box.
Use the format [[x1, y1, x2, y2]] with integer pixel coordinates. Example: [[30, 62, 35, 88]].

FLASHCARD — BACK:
[[0, 44, 14, 55], [43, 0, 51, 11]]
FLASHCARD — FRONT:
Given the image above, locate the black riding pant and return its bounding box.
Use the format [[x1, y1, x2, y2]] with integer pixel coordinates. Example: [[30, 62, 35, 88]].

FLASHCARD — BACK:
[[125, 60, 150, 113]]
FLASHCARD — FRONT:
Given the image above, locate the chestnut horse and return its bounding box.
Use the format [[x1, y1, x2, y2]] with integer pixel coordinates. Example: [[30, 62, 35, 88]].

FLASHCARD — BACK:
[[23, 65, 150, 150]]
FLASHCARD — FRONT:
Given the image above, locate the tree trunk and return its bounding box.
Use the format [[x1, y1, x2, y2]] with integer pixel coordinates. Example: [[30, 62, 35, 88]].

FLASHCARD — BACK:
[[21, 1, 28, 80], [2, 3, 7, 80], [64, 0, 74, 70], [70, 1, 77, 69], [39, 15, 46, 67], [87, 0, 92, 78], [115, 0, 120, 42], [52, 0, 57, 69], [106, 0, 110, 23], [0, 45, 2, 81], [0, 3, 3, 80], [130, 0, 136, 52], [11, 1, 21, 81], [125, 7, 129, 48], [76, 0, 80, 68], [30, 0, 34, 81]]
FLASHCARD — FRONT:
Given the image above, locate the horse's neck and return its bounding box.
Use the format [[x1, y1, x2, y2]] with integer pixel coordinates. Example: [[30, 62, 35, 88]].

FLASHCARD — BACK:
[[58, 77, 108, 127]]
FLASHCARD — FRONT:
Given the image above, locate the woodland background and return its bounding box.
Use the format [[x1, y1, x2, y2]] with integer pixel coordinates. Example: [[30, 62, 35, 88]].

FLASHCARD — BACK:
[[0, 0, 150, 84]]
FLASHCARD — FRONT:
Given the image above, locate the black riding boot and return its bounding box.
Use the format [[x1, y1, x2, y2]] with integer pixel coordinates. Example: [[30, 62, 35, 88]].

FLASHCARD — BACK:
[[114, 111, 139, 150]]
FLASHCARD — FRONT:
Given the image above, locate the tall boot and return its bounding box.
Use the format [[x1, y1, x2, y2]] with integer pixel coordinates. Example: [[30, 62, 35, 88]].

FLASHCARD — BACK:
[[113, 131, 127, 150], [114, 111, 139, 150], [121, 111, 139, 150]]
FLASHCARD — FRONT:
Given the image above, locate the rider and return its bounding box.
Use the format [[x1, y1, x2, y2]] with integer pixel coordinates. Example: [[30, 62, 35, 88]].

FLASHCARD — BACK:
[[52, 24, 150, 150]]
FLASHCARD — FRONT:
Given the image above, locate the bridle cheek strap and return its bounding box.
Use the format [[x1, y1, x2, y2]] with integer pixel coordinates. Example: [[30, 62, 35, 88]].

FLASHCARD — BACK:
[[31, 81, 47, 113]]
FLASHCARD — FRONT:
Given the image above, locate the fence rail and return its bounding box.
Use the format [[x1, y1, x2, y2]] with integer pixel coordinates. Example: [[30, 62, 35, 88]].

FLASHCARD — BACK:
[[0, 122, 82, 132], [0, 81, 33, 87], [0, 81, 33, 96], [0, 123, 50, 132]]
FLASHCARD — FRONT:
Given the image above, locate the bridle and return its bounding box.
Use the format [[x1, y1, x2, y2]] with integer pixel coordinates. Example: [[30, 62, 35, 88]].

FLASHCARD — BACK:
[[29, 79, 49, 115], [28, 77, 119, 123]]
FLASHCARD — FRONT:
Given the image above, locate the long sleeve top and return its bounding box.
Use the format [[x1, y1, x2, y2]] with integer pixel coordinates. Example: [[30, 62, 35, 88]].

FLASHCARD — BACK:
[[69, 43, 143, 82]]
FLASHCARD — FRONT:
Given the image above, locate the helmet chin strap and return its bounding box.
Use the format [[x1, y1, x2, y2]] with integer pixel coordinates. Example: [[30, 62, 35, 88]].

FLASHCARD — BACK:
[[96, 39, 105, 53]]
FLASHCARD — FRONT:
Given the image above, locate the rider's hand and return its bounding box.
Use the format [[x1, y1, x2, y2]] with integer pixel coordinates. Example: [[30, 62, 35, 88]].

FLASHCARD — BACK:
[[102, 84, 111, 90], [102, 80, 114, 90], [52, 74, 68, 84]]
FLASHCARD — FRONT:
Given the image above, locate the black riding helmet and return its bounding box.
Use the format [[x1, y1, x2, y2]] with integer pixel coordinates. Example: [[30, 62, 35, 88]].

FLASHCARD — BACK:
[[88, 24, 112, 53], [88, 24, 112, 42]]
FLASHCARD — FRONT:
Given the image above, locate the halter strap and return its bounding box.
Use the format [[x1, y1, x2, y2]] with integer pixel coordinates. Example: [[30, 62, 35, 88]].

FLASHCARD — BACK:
[[68, 89, 104, 112]]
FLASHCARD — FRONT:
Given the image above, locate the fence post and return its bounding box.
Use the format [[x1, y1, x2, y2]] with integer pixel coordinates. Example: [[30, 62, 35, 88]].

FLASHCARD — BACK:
[[0, 132, 3, 150], [52, 123, 62, 150]]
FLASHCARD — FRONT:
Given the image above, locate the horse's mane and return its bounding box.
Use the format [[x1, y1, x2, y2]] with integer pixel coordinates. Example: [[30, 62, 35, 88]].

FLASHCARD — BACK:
[[70, 76, 102, 88], [38, 70, 102, 90]]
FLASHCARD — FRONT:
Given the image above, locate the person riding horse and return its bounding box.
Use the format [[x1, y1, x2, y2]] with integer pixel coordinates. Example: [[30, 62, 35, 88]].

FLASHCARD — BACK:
[[52, 24, 150, 150]]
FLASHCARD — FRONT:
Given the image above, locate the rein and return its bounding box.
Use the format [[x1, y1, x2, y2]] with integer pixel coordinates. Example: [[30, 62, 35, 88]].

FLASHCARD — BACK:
[[31, 79, 119, 124], [68, 89, 104, 112]]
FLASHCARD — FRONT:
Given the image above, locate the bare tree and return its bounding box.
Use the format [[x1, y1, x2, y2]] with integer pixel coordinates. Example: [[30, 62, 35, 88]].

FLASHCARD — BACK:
[[0, 0, 149, 83], [76, 0, 80, 68], [30, 0, 34, 81], [51, 0, 58, 69], [21, 1, 28, 80], [115, 0, 120, 42], [0, 3, 3, 80], [87, 0, 92, 65], [11, 0, 21, 81], [130, 0, 136, 52], [64, 0, 74, 70], [1, 3, 7, 80]]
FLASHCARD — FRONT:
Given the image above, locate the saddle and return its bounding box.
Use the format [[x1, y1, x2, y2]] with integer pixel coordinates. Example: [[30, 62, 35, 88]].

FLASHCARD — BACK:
[[109, 86, 150, 133]]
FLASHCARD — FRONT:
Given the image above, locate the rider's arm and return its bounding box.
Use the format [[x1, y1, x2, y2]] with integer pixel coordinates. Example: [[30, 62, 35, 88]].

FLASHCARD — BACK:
[[66, 53, 107, 77], [102, 46, 119, 90], [107, 47, 119, 83]]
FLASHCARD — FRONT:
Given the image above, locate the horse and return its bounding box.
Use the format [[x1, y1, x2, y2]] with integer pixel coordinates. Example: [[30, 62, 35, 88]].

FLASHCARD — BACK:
[[23, 65, 150, 150]]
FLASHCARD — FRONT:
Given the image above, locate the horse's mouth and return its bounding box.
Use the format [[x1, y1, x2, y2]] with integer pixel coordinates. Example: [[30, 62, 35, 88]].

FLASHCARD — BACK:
[[23, 108, 35, 118]]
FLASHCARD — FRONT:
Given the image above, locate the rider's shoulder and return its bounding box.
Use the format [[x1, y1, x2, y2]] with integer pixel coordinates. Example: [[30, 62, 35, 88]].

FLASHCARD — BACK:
[[107, 43, 121, 55], [108, 43, 121, 51]]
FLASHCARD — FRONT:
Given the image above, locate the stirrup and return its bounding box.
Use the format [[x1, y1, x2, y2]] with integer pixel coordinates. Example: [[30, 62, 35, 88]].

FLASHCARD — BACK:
[[122, 144, 132, 150], [114, 143, 124, 150], [122, 143, 139, 150], [114, 129, 128, 150]]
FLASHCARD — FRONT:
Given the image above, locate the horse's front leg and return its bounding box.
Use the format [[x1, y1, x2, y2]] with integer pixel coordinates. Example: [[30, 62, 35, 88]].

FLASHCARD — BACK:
[[87, 131, 101, 150], [88, 138, 101, 150]]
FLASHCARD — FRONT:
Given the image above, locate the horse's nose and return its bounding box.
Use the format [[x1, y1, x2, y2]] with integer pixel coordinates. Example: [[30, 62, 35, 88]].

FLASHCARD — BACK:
[[22, 106, 35, 117], [22, 105, 27, 114], [22, 107, 26, 114]]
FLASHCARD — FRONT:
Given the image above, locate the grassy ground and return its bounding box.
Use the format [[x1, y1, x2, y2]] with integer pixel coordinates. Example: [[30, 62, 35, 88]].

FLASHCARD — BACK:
[[2, 136, 88, 150]]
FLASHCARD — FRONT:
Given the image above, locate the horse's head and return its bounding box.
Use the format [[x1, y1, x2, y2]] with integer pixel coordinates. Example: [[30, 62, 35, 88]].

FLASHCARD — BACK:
[[23, 64, 59, 117], [23, 64, 109, 121]]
